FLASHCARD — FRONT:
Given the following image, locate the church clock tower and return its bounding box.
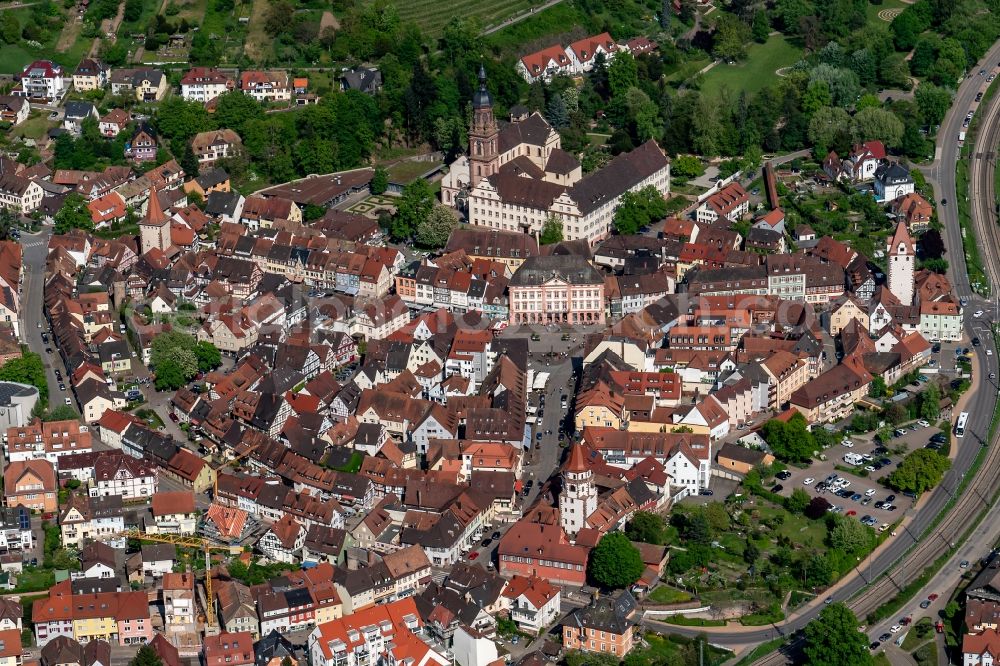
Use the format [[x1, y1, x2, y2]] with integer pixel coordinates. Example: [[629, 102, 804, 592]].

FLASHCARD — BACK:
[[469, 64, 499, 188]]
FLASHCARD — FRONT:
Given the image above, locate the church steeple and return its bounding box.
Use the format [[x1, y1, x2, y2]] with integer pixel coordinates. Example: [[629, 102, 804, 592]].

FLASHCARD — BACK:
[[469, 63, 499, 189]]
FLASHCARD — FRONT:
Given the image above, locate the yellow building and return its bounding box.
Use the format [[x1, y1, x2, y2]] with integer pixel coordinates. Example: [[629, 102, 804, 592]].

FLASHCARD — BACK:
[[574, 383, 624, 431]]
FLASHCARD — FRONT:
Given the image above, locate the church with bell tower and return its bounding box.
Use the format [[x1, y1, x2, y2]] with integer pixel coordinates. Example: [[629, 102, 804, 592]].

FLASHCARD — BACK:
[[439, 63, 671, 246]]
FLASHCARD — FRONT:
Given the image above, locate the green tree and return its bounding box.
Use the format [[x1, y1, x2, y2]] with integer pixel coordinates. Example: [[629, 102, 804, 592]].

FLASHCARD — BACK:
[[829, 516, 874, 556], [607, 51, 638, 99], [915, 84, 953, 126], [786, 488, 811, 513], [0, 352, 48, 404], [587, 532, 644, 589], [751, 9, 769, 43], [624, 511, 667, 545], [613, 185, 667, 235], [415, 205, 459, 249], [390, 179, 434, 241], [129, 644, 164, 666], [539, 217, 563, 245], [760, 413, 815, 462], [808, 106, 853, 154], [370, 167, 389, 195], [671, 154, 705, 179], [150, 330, 200, 382], [703, 502, 730, 533], [54, 194, 94, 234], [713, 13, 750, 61], [852, 107, 904, 148], [886, 448, 951, 494], [920, 383, 941, 421], [154, 358, 187, 392], [212, 90, 264, 136], [869, 376, 887, 398], [193, 341, 222, 373], [744, 538, 761, 565], [803, 603, 873, 666], [0, 13, 19, 43]]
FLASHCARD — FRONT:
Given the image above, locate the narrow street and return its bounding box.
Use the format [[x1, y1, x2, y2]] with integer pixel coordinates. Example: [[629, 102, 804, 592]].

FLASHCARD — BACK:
[[18, 228, 62, 408]]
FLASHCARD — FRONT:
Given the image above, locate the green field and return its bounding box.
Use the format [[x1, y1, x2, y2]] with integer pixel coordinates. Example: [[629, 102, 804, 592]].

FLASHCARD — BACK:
[[0, 43, 39, 75], [698, 35, 803, 99], [393, 0, 541, 37]]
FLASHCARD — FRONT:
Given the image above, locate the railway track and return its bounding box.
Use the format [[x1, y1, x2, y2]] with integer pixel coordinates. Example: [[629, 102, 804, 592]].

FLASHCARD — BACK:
[[749, 77, 1000, 666]]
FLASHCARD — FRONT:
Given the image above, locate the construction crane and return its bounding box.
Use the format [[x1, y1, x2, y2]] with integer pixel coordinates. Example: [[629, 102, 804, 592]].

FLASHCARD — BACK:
[[211, 444, 260, 498], [119, 529, 241, 630]]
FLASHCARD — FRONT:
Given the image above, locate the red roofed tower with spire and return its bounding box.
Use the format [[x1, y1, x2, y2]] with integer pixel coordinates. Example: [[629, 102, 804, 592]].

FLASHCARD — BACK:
[[560, 442, 598, 539], [139, 187, 171, 256]]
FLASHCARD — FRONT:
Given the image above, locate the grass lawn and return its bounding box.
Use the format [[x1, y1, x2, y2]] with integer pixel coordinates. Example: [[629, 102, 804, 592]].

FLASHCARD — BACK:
[[865, 0, 907, 25], [698, 35, 803, 99], [587, 132, 610, 146], [632, 634, 731, 666], [648, 586, 693, 604], [13, 112, 54, 140], [135, 408, 164, 429], [14, 568, 55, 593], [331, 451, 364, 473], [664, 55, 712, 86], [901, 617, 936, 651], [788, 590, 815, 609], [51, 32, 96, 70], [0, 42, 41, 75], [873, 653, 891, 666]]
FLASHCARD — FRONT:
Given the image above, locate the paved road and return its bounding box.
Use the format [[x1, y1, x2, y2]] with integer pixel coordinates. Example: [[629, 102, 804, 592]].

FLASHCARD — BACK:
[[19, 228, 65, 407], [645, 39, 1000, 659]]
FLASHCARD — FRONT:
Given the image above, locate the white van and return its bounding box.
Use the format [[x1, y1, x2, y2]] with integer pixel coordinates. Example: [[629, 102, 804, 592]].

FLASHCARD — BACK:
[[843, 453, 864, 465]]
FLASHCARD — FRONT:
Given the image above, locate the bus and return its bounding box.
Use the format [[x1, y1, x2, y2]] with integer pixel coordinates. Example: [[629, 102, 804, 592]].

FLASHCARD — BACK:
[[955, 411, 969, 438]]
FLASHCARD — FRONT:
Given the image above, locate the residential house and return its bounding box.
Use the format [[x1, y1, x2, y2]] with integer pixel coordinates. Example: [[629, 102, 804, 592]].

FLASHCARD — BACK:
[[562, 589, 637, 658], [13, 61, 66, 101], [73, 59, 108, 92], [62, 101, 99, 135], [240, 71, 290, 103], [696, 182, 749, 224], [4, 459, 57, 512], [148, 491, 197, 534], [340, 67, 382, 94], [125, 124, 157, 164], [0, 172, 44, 214], [0, 97, 29, 126], [140, 543, 175, 578], [308, 598, 448, 666], [259, 514, 305, 563], [203, 632, 254, 666], [180, 68, 234, 103], [191, 130, 242, 166], [109, 68, 168, 102], [874, 162, 914, 203], [503, 575, 561, 635]]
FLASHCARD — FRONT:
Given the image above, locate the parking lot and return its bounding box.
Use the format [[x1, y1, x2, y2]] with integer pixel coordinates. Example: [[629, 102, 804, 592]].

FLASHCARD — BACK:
[[765, 421, 949, 528]]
